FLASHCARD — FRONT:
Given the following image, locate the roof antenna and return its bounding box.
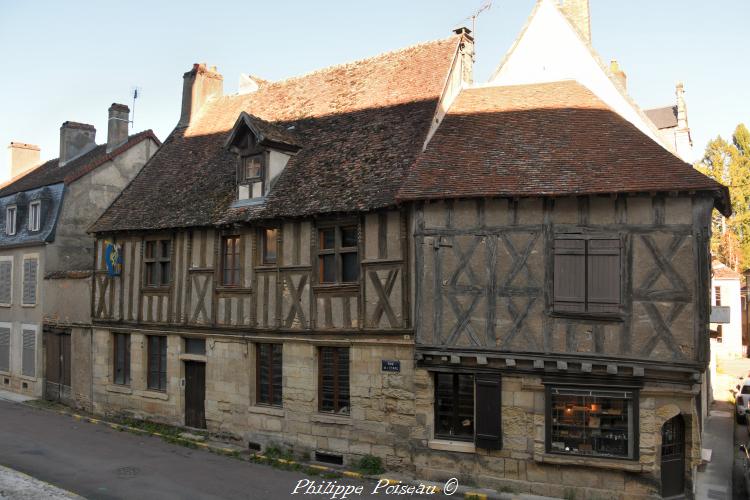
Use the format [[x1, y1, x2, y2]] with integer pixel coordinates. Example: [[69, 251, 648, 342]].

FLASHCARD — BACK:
[[458, 0, 492, 36], [130, 86, 142, 129]]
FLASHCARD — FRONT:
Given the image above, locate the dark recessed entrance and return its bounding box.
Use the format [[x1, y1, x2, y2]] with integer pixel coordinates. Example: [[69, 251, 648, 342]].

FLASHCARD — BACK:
[[661, 414, 685, 498], [184, 361, 206, 429]]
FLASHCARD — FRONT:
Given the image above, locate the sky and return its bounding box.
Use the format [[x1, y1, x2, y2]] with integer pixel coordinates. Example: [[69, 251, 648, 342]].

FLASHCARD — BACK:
[[0, 0, 748, 180]]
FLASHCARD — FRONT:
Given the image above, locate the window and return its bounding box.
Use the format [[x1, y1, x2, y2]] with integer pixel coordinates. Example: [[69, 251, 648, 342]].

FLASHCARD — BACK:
[[5, 206, 16, 235], [22, 327, 35, 377], [716, 324, 723, 343], [144, 239, 171, 287], [319, 347, 349, 414], [184, 338, 205, 355], [221, 235, 240, 286], [0, 259, 12, 306], [548, 387, 636, 459], [261, 228, 278, 265], [715, 286, 722, 306], [0, 325, 10, 373], [553, 236, 621, 315], [28, 201, 41, 232], [22, 257, 38, 306], [240, 155, 263, 182], [256, 343, 282, 406], [318, 226, 359, 284], [113, 333, 130, 385], [435, 373, 475, 441], [147, 335, 167, 391]]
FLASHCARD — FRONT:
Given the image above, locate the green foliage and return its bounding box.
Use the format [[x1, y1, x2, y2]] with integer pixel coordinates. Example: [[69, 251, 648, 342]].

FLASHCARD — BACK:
[[355, 454, 385, 475], [695, 123, 750, 269]]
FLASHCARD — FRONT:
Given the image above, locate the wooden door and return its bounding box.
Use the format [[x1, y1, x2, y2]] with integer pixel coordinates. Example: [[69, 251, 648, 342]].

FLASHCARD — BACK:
[[661, 415, 685, 498], [44, 331, 71, 402], [184, 361, 206, 429]]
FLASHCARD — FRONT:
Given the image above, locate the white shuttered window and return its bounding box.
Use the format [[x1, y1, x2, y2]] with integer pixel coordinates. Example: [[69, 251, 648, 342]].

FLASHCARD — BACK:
[[0, 259, 12, 305], [22, 257, 38, 306], [22, 328, 35, 377], [0, 326, 10, 373]]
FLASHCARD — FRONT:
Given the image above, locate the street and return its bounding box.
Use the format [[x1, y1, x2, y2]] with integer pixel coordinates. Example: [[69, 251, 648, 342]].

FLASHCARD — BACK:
[[0, 400, 444, 500]]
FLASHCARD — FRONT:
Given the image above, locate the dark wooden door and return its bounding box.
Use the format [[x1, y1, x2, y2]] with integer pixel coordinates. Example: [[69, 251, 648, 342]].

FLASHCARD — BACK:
[[44, 331, 71, 402], [661, 415, 685, 498], [185, 361, 206, 429]]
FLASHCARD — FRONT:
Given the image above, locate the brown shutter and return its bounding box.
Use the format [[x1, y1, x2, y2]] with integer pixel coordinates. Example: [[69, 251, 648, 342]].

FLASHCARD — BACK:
[[475, 374, 502, 450], [587, 239, 621, 313], [553, 238, 585, 312]]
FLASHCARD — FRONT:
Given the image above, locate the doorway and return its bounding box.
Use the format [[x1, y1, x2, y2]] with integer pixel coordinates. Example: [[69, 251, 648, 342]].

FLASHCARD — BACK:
[[184, 361, 206, 429], [661, 414, 685, 498], [44, 330, 71, 403]]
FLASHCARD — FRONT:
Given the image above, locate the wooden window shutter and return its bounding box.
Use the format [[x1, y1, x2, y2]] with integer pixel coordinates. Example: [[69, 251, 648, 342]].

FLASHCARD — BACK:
[[22, 329, 35, 377], [553, 239, 585, 312], [22, 258, 37, 305], [474, 374, 502, 450], [0, 261, 11, 304], [0, 327, 9, 372], [587, 239, 621, 314]]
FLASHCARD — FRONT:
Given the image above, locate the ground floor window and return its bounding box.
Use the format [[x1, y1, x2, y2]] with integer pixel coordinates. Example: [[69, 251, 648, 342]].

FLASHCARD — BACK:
[[256, 343, 282, 406], [113, 333, 130, 385], [147, 335, 167, 391], [318, 347, 349, 415], [548, 386, 636, 459], [435, 373, 475, 441]]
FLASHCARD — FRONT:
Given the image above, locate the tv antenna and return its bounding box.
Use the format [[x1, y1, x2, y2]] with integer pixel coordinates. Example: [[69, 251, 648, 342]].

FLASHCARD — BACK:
[[459, 0, 492, 35], [130, 86, 142, 129]]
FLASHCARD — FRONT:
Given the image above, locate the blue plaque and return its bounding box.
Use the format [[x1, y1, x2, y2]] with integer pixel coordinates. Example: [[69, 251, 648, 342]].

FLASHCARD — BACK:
[[381, 360, 400, 372]]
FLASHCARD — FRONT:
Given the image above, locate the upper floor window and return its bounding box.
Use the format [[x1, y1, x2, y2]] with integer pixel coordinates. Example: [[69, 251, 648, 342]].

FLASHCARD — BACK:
[[237, 154, 264, 200], [318, 226, 359, 284], [22, 257, 38, 306], [0, 258, 12, 306], [715, 286, 722, 306], [144, 239, 171, 287], [5, 206, 17, 236], [28, 201, 41, 232], [221, 235, 240, 286], [261, 228, 277, 265], [553, 236, 621, 316]]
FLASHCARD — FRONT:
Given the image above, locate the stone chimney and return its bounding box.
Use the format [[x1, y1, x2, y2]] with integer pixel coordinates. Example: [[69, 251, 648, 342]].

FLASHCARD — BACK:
[[178, 63, 223, 128], [676, 82, 688, 129], [59, 122, 96, 166], [107, 103, 130, 152], [559, 0, 591, 43], [609, 60, 627, 91], [453, 27, 475, 85], [7, 142, 40, 178]]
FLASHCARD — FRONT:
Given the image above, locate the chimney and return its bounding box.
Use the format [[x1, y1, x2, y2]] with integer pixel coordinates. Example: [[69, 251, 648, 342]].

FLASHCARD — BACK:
[[59, 122, 96, 166], [107, 103, 130, 152], [453, 27, 475, 85], [178, 63, 223, 128], [609, 60, 627, 91], [559, 0, 591, 43], [7, 142, 40, 178], [676, 82, 688, 129]]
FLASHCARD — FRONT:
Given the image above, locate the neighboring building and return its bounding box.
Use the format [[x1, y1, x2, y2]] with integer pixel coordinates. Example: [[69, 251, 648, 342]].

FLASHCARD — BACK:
[[0, 104, 159, 408], [85, 1, 728, 499], [710, 260, 743, 357], [645, 83, 694, 162]]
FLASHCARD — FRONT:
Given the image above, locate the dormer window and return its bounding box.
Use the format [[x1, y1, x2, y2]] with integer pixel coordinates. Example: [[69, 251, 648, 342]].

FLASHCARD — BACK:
[[28, 201, 41, 232], [238, 154, 265, 200], [5, 206, 16, 236]]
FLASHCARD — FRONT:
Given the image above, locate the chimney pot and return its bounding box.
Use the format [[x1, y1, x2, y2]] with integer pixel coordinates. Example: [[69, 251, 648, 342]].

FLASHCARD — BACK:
[[609, 60, 627, 91], [107, 103, 130, 152], [452, 26, 474, 40], [59, 121, 96, 166], [7, 142, 40, 179], [178, 63, 224, 128]]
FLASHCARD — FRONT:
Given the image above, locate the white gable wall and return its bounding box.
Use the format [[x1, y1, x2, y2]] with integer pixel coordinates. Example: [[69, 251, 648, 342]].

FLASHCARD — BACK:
[[490, 0, 668, 150]]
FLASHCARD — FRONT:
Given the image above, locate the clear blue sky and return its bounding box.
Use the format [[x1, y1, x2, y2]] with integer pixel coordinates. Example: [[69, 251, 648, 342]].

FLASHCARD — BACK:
[[1, 0, 748, 179]]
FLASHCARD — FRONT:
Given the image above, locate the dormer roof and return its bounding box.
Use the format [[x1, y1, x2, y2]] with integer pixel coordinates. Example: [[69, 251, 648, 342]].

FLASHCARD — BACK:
[[225, 112, 302, 153]]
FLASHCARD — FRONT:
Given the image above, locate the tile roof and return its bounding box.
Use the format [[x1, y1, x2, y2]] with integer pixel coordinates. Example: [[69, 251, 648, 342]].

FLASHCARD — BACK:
[[90, 35, 462, 232], [645, 105, 678, 130], [397, 81, 730, 216], [712, 260, 742, 280], [0, 130, 160, 197]]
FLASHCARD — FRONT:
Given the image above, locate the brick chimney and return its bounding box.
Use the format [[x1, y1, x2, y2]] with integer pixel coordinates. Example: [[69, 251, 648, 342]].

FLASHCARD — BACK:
[[7, 142, 40, 178], [609, 60, 627, 91], [178, 63, 223, 128], [59, 122, 96, 166], [559, 0, 591, 43], [107, 103, 130, 152]]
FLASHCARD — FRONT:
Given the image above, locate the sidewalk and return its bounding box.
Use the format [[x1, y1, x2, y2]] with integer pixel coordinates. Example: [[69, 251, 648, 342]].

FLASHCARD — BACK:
[[0, 388, 35, 404], [695, 401, 733, 499], [0, 464, 83, 499]]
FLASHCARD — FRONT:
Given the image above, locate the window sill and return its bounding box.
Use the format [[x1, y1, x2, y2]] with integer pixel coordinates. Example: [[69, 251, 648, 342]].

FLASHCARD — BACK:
[[312, 284, 359, 294], [21, 304, 37, 308], [311, 413, 351, 425], [179, 353, 207, 363], [254, 265, 278, 271], [0, 304, 10, 308], [0, 370, 11, 376], [19, 374, 37, 382], [106, 384, 133, 395], [549, 312, 623, 323], [135, 389, 169, 400], [536, 452, 643, 471], [249, 405, 285, 417], [428, 439, 476, 454], [141, 287, 171, 293], [215, 286, 252, 293]]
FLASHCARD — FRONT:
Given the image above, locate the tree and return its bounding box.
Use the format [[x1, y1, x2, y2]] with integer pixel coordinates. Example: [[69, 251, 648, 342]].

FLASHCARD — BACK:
[[696, 124, 750, 270]]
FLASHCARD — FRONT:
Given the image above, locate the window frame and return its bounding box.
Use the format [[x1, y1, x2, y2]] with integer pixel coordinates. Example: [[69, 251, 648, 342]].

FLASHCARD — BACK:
[[146, 335, 168, 392], [239, 153, 264, 184], [552, 233, 623, 319], [260, 228, 278, 266], [318, 346, 350, 415], [317, 224, 359, 285], [221, 235, 241, 287], [28, 201, 41, 232], [715, 286, 722, 306], [434, 372, 475, 442], [21, 255, 38, 306], [256, 343, 283, 407], [143, 238, 172, 288], [5, 205, 17, 236], [113, 333, 131, 386], [0, 256, 13, 307], [545, 385, 639, 461]]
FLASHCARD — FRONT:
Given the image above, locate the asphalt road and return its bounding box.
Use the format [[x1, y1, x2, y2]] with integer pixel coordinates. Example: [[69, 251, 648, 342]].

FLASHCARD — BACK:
[[0, 400, 448, 500]]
